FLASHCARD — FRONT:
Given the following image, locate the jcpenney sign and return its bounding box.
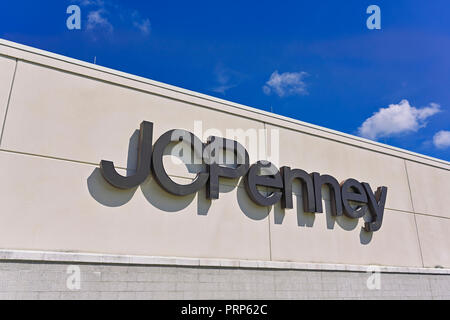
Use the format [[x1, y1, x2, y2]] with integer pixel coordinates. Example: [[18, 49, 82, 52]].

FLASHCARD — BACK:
[[100, 121, 388, 232]]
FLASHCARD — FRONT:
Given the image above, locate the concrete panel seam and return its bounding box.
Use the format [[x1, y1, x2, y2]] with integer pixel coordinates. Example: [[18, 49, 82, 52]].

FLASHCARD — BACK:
[[381, 206, 450, 220], [264, 121, 273, 262], [0, 148, 251, 188], [412, 211, 450, 221], [0, 58, 17, 147], [404, 160, 425, 268], [0, 148, 101, 168], [4, 150, 448, 218], [2, 149, 449, 213], [380, 208, 450, 220]]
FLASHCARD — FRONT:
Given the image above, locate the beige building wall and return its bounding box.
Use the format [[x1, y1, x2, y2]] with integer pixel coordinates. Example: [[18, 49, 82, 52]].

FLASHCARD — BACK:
[[0, 39, 449, 270]]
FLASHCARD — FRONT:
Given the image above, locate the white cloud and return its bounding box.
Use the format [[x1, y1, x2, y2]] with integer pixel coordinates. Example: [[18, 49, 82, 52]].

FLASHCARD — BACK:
[[133, 18, 151, 35], [86, 9, 113, 33], [263, 71, 308, 97], [358, 99, 441, 140], [211, 84, 235, 95], [74, 0, 151, 37], [131, 11, 151, 36], [211, 64, 242, 95], [433, 130, 450, 149]]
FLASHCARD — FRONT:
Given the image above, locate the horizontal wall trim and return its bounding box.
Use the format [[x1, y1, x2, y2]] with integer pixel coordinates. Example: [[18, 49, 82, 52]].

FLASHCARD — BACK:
[[0, 249, 449, 275], [0, 39, 448, 170]]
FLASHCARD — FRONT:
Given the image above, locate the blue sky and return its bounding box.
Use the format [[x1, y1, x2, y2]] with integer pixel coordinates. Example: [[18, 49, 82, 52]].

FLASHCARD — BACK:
[[1, 0, 449, 160]]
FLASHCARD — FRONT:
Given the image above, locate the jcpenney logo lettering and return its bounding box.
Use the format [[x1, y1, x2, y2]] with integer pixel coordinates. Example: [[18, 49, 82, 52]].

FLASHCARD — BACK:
[[100, 121, 388, 232]]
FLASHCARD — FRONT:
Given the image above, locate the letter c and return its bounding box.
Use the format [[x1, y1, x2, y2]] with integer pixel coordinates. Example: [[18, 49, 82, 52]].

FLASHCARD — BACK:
[[151, 129, 209, 196]]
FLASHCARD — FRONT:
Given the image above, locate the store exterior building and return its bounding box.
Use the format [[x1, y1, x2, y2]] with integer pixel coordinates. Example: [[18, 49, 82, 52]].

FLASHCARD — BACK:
[[0, 39, 449, 299]]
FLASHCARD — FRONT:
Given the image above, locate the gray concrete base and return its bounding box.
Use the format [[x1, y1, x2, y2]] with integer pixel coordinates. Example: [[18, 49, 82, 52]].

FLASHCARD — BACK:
[[1, 260, 449, 300]]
